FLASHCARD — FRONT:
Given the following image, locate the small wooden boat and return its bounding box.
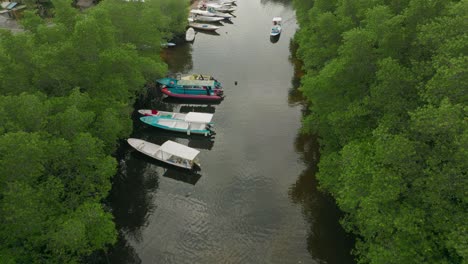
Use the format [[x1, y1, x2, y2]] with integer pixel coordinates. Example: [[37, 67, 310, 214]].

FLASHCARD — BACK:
[[186, 27, 195, 42], [161, 86, 224, 101], [189, 22, 220, 31], [140, 112, 214, 136], [191, 15, 224, 23], [270, 17, 282, 36], [128, 138, 200, 169]]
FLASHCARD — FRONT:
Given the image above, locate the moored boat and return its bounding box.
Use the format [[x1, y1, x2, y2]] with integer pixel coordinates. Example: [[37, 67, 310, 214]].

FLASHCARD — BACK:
[[157, 77, 222, 90], [191, 15, 224, 23], [186, 27, 195, 42], [128, 138, 201, 169], [138, 109, 188, 119], [270, 17, 282, 36], [190, 8, 233, 18], [161, 86, 224, 101], [180, 74, 218, 82], [204, 2, 236, 12], [189, 22, 220, 31], [140, 112, 214, 136]]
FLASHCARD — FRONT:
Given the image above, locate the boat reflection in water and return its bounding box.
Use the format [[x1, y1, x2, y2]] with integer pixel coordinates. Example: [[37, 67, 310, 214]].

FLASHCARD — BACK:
[[270, 34, 280, 43], [162, 166, 202, 185], [162, 97, 223, 105]]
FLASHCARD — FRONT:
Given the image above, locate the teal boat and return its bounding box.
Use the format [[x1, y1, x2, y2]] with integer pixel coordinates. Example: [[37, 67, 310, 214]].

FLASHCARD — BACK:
[[157, 77, 223, 90], [140, 112, 214, 136]]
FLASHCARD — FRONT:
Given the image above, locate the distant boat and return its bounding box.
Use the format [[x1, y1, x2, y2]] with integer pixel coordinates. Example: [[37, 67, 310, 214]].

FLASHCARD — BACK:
[[190, 8, 233, 18], [191, 15, 224, 23], [189, 22, 220, 31], [128, 138, 201, 169], [140, 112, 214, 136], [161, 42, 176, 47], [204, 2, 236, 12], [190, 9, 216, 17], [270, 17, 282, 36], [186, 27, 195, 42]]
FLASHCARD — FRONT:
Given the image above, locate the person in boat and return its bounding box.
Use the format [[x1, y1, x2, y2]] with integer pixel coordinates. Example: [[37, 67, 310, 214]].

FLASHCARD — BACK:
[[204, 86, 210, 95]]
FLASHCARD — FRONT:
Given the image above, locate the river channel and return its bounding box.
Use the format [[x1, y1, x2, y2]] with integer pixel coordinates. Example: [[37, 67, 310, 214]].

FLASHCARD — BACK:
[[104, 0, 354, 263]]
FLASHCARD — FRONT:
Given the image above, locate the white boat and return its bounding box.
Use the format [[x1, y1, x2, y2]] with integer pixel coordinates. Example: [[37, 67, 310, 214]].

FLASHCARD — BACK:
[[205, 0, 236, 5], [190, 8, 233, 18], [206, 7, 233, 18], [128, 138, 200, 169], [138, 109, 188, 119], [270, 17, 282, 36], [206, 0, 236, 5], [186, 27, 195, 42], [191, 15, 224, 22], [189, 22, 220, 31], [160, 42, 176, 48], [205, 3, 236, 12], [140, 112, 214, 136], [180, 74, 218, 81], [190, 9, 216, 17]]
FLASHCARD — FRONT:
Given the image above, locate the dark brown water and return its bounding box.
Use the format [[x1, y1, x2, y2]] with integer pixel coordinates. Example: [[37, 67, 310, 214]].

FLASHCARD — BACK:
[[104, 0, 354, 263]]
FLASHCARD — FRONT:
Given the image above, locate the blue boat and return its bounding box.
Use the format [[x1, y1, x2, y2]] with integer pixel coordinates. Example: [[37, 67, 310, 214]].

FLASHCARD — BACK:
[[157, 77, 222, 89], [156, 77, 224, 97], [140, 112, 214, 136]]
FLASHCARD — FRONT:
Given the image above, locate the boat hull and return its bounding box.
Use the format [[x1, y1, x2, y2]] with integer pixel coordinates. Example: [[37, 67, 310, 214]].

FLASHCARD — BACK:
[[192, 15, 224, 22], [161, 87, 223, 101], [140, 116, 213, 136], [189, 22, 220, 31], [127, 138, 196, 169]]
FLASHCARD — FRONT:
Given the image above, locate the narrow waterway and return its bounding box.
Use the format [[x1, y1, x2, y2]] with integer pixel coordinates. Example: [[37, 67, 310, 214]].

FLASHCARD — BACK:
[[105, 0, 354, 263]]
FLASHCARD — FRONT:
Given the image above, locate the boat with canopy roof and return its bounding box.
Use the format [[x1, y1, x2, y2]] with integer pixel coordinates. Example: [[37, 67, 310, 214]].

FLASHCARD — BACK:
[[128, 139, 201, 169]]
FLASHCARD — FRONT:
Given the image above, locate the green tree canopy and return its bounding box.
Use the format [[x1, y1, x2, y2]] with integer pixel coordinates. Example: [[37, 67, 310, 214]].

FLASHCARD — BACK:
[[293, 0, 467, 262]]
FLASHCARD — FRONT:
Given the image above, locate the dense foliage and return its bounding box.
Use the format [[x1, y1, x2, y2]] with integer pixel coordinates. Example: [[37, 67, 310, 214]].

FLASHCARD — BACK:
[[293, 0, 467, 263], [0, 0, 187, 262]]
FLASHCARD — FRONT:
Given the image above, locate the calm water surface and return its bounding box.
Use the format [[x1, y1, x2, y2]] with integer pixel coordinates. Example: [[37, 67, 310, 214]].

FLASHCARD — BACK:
[[105, 0, 354, 263]]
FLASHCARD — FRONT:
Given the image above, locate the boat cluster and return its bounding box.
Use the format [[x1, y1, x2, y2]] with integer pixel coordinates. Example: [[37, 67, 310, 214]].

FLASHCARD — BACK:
[[128, 74, 223, 170], [186, 0, 236, 40]]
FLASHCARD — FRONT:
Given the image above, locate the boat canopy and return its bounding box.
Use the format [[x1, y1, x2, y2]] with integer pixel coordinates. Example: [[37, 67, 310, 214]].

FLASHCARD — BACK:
[[177, 80, 216, 86], [185, 112, 213, 123], [273, 17, 282, 23], [160, 140, 200, 160]]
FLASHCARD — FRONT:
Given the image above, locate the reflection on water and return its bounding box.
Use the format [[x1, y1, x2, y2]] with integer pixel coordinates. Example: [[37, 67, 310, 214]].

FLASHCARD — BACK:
[[287, 39, 354, 263], [160, 43, 193, 74], [260, 0, 292, 6], [270, 34, 280, 43], [289, 132, 355, 264], [162, 97, 223, 106], [194, 30, 221, 36]]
